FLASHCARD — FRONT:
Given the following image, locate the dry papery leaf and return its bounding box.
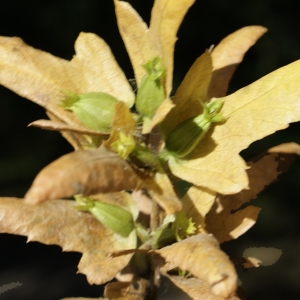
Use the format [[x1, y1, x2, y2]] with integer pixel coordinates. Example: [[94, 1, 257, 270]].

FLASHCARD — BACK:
[[0, 32, 134, 139], [156, 234, 237, 299], [169, 59, 300, 195], [165, 274, 241, 300], [205, 152, 296, 243], [0, 198, 136, 284], [104, 279, 149, 300], [208, 26, 267, 98], [25, 146, 142, 204]]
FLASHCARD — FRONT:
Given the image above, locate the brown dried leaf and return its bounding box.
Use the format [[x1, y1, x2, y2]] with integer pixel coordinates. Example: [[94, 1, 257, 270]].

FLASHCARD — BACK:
[[104, 279, 149, 300], [25, 146, 142, 204], [156, 234, 238, 298], [144, 171, 182, 214], [0, 198, 136, 284], [268, 142, 300, 155], [208, 26, 267, 98], [205, 153, 291, 243], [181, 186, 216, 232], [29, 119, 108, 136], [165, 274, 241, 300], [161, 51, 212, 135]]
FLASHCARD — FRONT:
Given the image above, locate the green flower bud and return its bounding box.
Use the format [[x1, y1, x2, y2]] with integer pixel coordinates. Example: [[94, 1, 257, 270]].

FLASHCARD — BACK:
[[135, 57, 166, 122], [61, 92, 119, 132], [75, 195, 135, 237], [162, 100, 224, 158]]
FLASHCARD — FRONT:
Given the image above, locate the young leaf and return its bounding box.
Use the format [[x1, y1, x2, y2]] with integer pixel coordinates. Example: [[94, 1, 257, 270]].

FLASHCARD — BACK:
[[208, 26, 267, 98], [25, 146, 142, 204], [156, 234, 238, 298], [169, 60, 300, 195], [0, 198, 136, 285]]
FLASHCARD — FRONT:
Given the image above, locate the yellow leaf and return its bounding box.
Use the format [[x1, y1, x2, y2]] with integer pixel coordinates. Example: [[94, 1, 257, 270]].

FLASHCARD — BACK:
[[161, 51, 212, 135], [0, 198, 136, 285], [25, 146, 142, 204], [164, 274, 241, 300], [114, 0, 159, 87], [169, 60, 300, 194], [181, 186, 216, 232], [156, 234, 238, 298], [208, 26, 267, 98], [149, 0, 196, 96]]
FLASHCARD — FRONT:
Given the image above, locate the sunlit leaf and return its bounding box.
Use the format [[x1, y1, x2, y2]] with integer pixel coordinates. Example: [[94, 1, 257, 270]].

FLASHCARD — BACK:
[[0, 198, 136, 285], [208, 26, 267, 98], [169, 60, 300, 194]]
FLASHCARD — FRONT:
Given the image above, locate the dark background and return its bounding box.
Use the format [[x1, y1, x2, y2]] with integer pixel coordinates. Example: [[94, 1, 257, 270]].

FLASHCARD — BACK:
[[1, 0, 300, 299]]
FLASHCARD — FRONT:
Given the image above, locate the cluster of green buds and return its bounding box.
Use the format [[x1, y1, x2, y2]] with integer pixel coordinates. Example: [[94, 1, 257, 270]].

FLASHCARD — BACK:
[[151, 211, 196, 249], [111, 132, 162, 172], [75, 195, 135, 237], [135, 57, 166, 125], [161, 99, 225, 159], [61, 92, 119, 132]]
